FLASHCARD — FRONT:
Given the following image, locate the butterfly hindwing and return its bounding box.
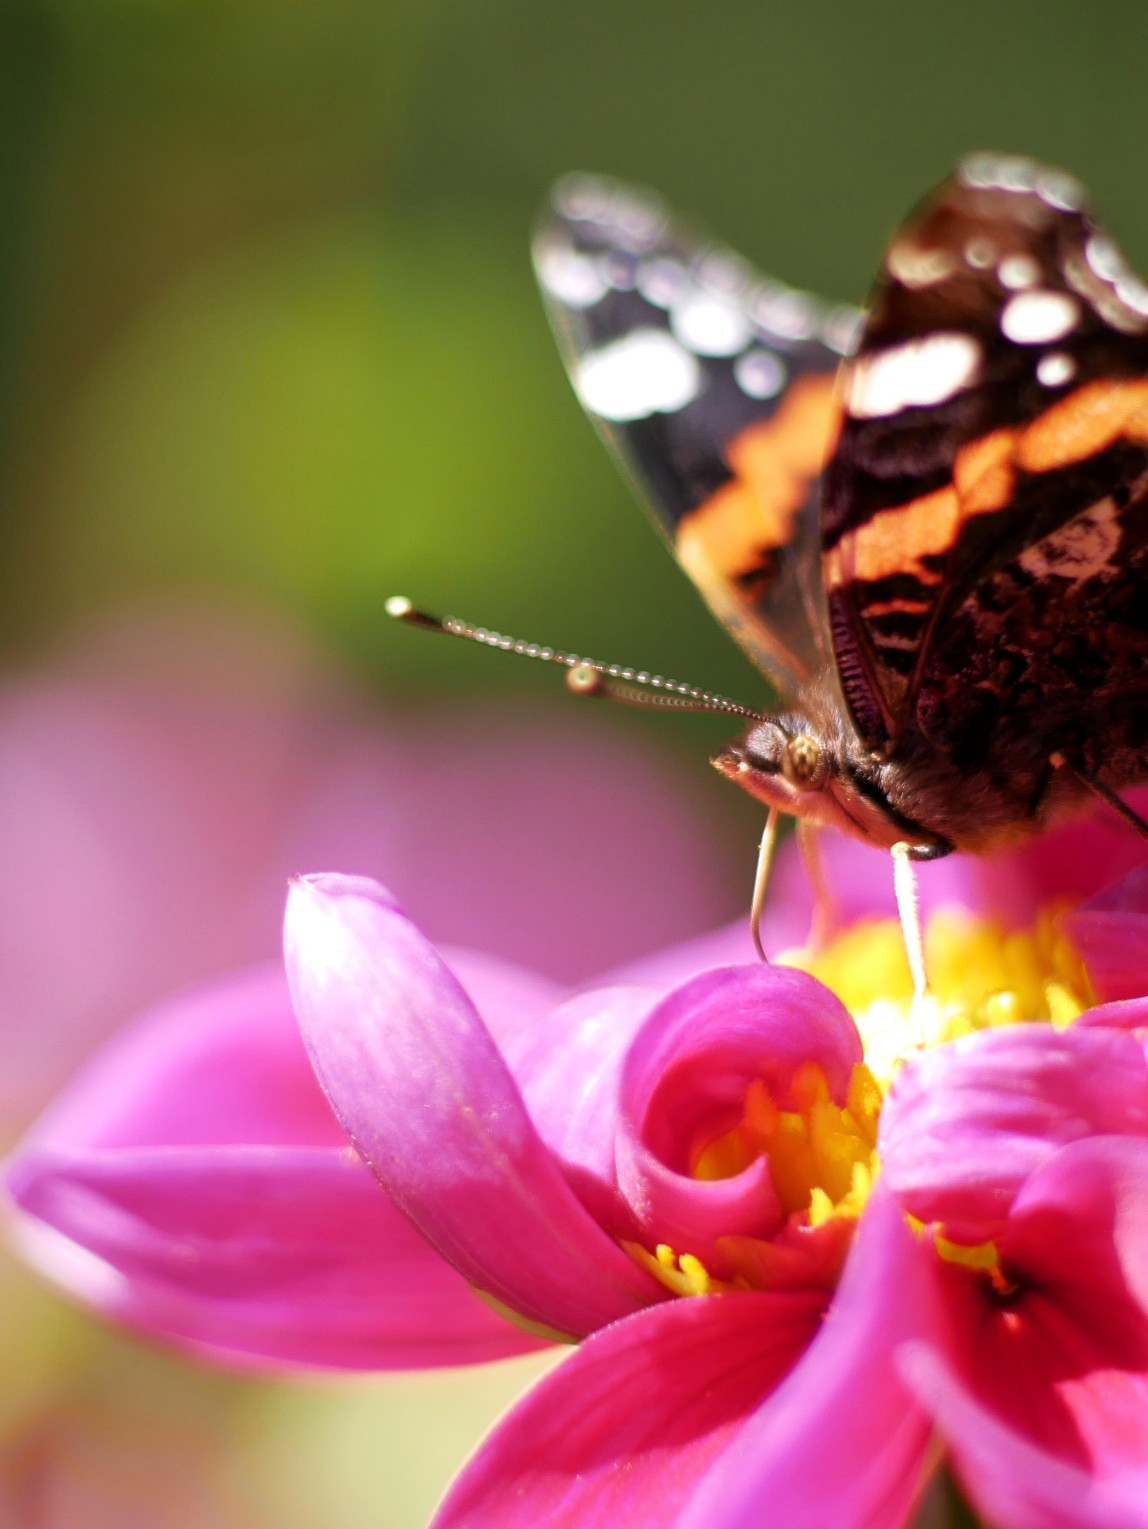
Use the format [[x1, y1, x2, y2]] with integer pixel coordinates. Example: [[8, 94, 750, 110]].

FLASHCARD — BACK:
[[823, 153, 1148, 791], [534, 175, 858, 699]]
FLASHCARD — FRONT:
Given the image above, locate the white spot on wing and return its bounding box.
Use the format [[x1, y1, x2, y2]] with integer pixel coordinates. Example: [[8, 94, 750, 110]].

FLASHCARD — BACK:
[[886, 242, 956, 288], [535, 239, 608, 308], [749, 284, 817, 340], [576, 328, 701, 421], [998, 255, 1040, 290], [1035, 167, 1086, 212], [601, 250, 638, 291], [735, 348, 787, 399], [609, 192, 666, 251], [1116, 272, 1148, 317], [697, 250, 754, 298], [1086, 234, 1125, 282], [636, 258, 688, 308], [822, 305, 863, 356], [1001, 290, 1080, 344], [965, 238, 997, 270], [1036, 352, 1076, 387], [959, 153, 1037, 192], [671, 292, 752, 356], [845, 332, 981, 419]]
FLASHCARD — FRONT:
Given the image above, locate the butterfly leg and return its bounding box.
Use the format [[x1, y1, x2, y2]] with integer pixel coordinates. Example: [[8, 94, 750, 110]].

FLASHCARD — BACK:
[[797, 819, 839, 955], [1050, 754, 1148, 839], [749, 806, 782, 963]]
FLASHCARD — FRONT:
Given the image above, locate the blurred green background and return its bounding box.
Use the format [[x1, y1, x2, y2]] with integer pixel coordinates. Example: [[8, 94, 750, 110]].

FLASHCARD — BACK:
[[1, 1, 1145, 1523]]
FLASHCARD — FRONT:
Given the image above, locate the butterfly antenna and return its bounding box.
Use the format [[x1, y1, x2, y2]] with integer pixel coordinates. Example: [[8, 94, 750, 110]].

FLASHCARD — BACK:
[[386, 597, 764, 721]]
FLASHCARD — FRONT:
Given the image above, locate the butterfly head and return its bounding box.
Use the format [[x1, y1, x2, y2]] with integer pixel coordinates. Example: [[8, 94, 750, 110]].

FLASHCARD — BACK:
[[711, 706, 950, 859]]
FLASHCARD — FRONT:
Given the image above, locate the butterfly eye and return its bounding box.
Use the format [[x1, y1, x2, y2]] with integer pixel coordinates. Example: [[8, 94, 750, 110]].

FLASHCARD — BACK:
[[782, 733, 828, 791]]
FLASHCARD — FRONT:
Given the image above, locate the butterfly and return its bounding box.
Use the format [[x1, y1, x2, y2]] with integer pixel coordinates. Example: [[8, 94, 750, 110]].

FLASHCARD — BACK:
[[532, 154, 1148, 887]]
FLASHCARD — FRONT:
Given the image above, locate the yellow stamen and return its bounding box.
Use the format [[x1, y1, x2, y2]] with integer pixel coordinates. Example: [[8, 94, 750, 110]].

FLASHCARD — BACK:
[[693, 1059, 881, 1226], [935, 1236, 1000, 1273], [783, 906, 1094, 1088], [624, 1240, 742, 1297]]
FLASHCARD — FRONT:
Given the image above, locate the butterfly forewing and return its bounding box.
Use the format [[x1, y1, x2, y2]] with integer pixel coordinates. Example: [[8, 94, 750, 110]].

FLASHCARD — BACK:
[[534, 174, 859, 700], [823, 153, 1148, 799]]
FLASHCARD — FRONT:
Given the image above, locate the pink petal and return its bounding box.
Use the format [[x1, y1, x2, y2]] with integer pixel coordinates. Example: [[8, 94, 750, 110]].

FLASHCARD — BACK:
[[432, 1287, 826, 1528], [679, 1188, 933, 1529], [615, 965, 861, 1269], [1078, 863, 1148, 917], [900, 1343, 1148, 1529], [881, 1026, 1148, 1234], [438, 945, 562, 1051], [1078, 997, 1148, 1032], [6, 963, 539, 1369], [285, 875, 665, 1338], [1067, 864, 1148, 1003], [10, 1144, 543, 1371], [908, 1138, 1148, 1523], [16, 962, 347, 1153], [975, 789, 1148, 928], [503, 983, 659, 1238], [1064, 910, 1148, 1004]]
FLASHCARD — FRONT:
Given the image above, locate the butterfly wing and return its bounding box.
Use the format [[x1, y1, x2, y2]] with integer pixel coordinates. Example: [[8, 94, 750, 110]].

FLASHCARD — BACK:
[[824, 153, 1148, 786], [535, 175, 858, 698]]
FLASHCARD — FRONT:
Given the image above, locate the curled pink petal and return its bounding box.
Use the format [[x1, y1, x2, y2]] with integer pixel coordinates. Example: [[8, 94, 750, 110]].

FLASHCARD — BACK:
[[679, 1188, 933, 1529], [903, 1140, 1148, 1525], [503, 984, 657, 1239], [918, 1139, 1148, 1483], [284, 874, 664, 1338], [881, 1026, 1148, 1233], [432, 1286, 826, 1529], [615, 965, 860, 1267], [6, 963, 536, 1369]]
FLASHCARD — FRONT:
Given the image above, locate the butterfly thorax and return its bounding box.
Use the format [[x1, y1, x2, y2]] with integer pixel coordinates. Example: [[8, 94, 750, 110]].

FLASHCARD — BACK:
[[711, 672, 1093, 858]]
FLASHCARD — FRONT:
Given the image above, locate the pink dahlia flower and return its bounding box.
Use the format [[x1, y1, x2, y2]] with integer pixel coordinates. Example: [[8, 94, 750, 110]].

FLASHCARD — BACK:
[[8, 797, 1148, 1525]]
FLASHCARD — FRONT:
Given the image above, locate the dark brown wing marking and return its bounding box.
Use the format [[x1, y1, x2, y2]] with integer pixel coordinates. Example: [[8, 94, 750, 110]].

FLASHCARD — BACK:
[[534, 174, 857, 698], [917, 467, 1148, 790], [822, 152, 1148, 755]]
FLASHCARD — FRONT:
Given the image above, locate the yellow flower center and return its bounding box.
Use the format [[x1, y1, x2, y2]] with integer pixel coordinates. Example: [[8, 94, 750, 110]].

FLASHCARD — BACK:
[[631, 905, 1093, 1299], [786, 906, 1094, 1090], [692, 1061, 881, 1221]]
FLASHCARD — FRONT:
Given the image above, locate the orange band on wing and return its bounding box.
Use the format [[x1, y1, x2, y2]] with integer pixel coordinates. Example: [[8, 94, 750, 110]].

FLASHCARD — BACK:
[[1017, 377, 1148, 472], [953, 426, 1017, 514], [825, 424, 1027, 593], [676, 375, 841, 582], [825, 485, 958, 591]]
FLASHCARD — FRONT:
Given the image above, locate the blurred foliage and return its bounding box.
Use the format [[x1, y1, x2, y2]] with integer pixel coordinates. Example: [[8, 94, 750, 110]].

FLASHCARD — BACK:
[[0, 3, 1145, 1524]]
